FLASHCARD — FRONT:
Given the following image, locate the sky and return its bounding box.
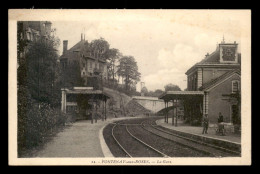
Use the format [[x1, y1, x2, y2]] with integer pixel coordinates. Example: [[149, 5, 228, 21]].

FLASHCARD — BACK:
[[51, 10, 244, 92]]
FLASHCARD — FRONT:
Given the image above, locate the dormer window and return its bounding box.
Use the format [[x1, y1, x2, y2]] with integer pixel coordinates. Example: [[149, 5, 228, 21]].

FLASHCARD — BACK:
[[226, 48, 233, 57], [219, 43, 238, 63], [232, 80, 240, 93]]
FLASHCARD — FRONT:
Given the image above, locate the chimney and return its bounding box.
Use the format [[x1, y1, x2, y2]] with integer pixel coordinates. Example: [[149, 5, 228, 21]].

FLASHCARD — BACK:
[[63, 40, 68, 55], [81, 33, 83, 41]]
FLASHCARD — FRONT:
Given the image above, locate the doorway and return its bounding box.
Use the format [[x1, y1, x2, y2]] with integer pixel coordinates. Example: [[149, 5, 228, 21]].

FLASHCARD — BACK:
[[231, 104, 240, 125]]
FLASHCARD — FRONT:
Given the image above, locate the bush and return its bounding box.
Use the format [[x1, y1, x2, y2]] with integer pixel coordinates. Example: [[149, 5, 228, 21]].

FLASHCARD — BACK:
[[18, 93, 67, 156]]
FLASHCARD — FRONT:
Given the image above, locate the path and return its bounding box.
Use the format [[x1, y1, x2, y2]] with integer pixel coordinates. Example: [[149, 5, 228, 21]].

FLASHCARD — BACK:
[[34, 117, 137, 157]]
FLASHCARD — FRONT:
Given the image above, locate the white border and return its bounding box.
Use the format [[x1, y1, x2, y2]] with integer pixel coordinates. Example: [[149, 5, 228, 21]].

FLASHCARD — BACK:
[[8, 9, 251, 166]]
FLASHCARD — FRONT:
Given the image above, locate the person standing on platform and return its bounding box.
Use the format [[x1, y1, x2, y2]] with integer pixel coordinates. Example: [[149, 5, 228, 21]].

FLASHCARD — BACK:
[[218, 112, 225, 135], [202, 114, 209, 134], [91, 104, 94, 124]]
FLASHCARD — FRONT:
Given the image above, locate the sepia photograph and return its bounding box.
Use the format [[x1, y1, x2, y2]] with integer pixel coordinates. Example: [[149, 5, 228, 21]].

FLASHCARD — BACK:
[[8, 9, 251, 165]]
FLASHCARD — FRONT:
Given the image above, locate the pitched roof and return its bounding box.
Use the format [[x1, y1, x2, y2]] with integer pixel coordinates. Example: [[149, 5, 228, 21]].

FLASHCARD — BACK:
[[60, 40, 107, 63], [185, 48, 241, 75], [198, 50, 220, 64], [159, 91, 204, 100], [199, 69, 240, 91], [63, 88, 111, 98]]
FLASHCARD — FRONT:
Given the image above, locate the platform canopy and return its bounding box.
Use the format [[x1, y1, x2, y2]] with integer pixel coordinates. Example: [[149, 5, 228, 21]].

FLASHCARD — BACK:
[[62, 87, 111, 100], [159, 91, 204, 101], [61, 87, 111, 114]]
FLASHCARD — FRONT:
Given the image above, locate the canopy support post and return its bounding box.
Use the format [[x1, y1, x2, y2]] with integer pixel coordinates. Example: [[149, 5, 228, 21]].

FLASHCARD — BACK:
[[166, 101, 169, 123], [172, 99, 174, 126], [105, 98, 107, 121], [175, 99, 178, 127], [164, 101, 167, 123]]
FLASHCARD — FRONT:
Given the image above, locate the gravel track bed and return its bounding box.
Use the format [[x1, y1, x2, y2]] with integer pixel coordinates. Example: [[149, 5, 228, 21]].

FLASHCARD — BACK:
[[142, 125, 219, 157], [147, 120, 239, 157], [127, 125, 208, 157], [114, 117, 160, 125], [103, 123, 129, 157], [112, 125, 162, 157], [103, 117, 238, 157]]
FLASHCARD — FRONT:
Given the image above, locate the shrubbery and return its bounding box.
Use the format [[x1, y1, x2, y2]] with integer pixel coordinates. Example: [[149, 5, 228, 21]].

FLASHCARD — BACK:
[[17, 23, 65, 156], [18, 94, 67, 156]]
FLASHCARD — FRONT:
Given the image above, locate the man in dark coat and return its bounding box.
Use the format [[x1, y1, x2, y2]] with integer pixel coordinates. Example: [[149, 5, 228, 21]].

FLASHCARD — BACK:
[[218, 112, 224, 123], [202, 114, 209, 134], [218, 112, 225, 135]]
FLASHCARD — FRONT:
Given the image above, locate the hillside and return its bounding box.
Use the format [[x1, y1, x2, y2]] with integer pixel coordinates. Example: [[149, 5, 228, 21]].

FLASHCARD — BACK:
[[103, 87, 131, 118], [103, 87, 152, 118]]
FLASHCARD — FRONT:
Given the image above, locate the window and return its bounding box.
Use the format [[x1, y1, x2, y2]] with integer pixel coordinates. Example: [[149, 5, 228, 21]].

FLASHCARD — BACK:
[[27, 32, 31, 41], [83, 63, 85, 67], [90, 62, 92, 69], [232, 80, 240, 93], [31, 33, 34, 41]]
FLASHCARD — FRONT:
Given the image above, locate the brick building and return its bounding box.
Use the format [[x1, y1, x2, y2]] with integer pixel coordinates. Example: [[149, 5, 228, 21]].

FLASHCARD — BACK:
[[185, 40, 241, 124], [160, 39, 241, 126]]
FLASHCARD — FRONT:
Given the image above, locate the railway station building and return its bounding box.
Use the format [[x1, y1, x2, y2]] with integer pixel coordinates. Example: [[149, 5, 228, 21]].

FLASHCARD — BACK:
[[160, 40, 241, 128]]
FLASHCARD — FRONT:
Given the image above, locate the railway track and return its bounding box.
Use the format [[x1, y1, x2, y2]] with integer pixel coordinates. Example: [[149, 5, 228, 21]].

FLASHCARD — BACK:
[[141, 119, 240, 157], [111, 124, 132, 157], [111, 123, 168, 157], [105, 117, 239, 157]]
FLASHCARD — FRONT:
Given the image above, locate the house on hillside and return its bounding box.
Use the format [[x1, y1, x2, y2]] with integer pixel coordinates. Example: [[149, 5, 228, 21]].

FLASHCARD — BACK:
[[59, 34, 108, 87], [59, 35, 109, 119], [160, 39, 241, 127]]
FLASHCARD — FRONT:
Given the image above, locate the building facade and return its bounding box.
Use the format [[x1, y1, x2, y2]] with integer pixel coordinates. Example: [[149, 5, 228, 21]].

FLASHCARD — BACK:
[[185, 40, 241, 124], [18, 21, 53, 47], [59, 35, 108, 87]]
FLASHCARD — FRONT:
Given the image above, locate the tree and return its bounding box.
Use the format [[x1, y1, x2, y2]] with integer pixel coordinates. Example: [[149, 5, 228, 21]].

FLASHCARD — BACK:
[[17, 25, 67, 154], [145, 89, 164, 97], [141, 86, 148, 96], [89, 37, 110, 60], [106, 48, 121, 82], [88, 38, 122, 83], [153, 89, 164, 97], [25, 35, 61, 105], [117, 56, 141, 92], [164, 83, 181, 92]]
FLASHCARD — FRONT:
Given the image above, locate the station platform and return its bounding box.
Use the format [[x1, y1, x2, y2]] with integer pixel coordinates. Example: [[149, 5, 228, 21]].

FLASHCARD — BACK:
[[31, 117, 136, 157], [156, 118, 241, 153]]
